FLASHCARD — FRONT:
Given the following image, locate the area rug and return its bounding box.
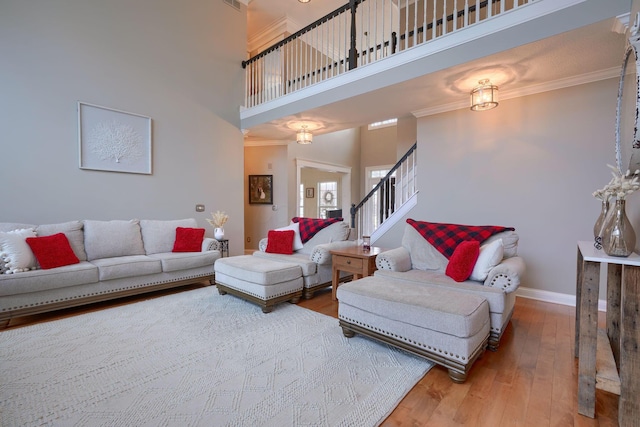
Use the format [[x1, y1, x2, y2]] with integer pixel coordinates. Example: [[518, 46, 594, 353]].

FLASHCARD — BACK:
[[0, 287, 433, 426]]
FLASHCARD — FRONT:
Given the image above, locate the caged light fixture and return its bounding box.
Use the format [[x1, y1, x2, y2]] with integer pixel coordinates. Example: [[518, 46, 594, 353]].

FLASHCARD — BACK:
[[470, 79, 499, 111], [296, 126, 313, 144]]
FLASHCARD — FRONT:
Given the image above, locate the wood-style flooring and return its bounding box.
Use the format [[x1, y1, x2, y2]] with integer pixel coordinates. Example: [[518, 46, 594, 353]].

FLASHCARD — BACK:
[[4, 283, 620, 426]]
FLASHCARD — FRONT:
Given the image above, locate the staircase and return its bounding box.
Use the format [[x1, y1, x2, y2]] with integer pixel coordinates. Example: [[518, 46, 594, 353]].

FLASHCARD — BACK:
[[350, 142, 417, 243]]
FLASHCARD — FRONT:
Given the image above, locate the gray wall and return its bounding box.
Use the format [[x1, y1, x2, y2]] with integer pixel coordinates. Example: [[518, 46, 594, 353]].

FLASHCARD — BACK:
[[377, 78, 638, 297], [0, 0, 247, 255]]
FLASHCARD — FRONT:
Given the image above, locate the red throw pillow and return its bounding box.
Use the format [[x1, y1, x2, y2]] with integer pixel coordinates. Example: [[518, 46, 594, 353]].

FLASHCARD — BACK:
[[25, 233, 80, 269], [445, 240, 480, 282], [266, 230, 295, 255], [172, 227, 205, 252]]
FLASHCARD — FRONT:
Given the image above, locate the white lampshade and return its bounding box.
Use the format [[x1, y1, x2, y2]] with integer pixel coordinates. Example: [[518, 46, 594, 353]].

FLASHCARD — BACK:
[[470, 79, 499, 111], [296, 127, 313, 144]]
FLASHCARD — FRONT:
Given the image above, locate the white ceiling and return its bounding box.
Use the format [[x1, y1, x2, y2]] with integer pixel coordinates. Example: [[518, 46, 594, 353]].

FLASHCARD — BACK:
[[245, 1, 628, 142]]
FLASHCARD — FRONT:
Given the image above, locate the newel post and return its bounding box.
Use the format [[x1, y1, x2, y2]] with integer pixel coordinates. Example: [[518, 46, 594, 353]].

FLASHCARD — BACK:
[[348, 0, 358, 70]]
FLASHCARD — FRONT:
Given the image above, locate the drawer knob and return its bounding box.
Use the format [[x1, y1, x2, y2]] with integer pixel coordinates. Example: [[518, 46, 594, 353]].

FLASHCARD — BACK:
[[347, 260, 351, 264]]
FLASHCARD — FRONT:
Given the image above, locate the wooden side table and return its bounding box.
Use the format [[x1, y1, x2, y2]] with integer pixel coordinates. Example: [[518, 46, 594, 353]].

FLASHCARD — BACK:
[[330, 246, 382, 301], [575, 241, 640, 425]]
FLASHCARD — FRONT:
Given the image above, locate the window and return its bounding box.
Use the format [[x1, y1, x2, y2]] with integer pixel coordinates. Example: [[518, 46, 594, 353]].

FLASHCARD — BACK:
[[299, 184, 304, 217], [368, 118, 397, 130], [318, 181, 338, 219]]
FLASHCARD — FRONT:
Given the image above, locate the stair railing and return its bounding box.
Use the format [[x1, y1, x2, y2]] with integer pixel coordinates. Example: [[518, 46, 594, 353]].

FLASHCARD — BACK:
[[242, 0, 536, 108], [350, 142, 417, 240]]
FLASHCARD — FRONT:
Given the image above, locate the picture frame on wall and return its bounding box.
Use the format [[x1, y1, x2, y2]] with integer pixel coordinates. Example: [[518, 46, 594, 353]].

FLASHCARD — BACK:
[[78, 102, 152, 174], [305, 187, 314, 198], [248, 175, 273, 204]]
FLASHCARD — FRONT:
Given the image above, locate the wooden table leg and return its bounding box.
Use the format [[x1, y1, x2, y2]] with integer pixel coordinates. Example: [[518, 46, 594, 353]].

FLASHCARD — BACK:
[[606, 263, 622, 368], [619, 265, 640, 425], [332, 265, 340, 301], [577, 260, 600, 418], [575, 247, 584, 358]]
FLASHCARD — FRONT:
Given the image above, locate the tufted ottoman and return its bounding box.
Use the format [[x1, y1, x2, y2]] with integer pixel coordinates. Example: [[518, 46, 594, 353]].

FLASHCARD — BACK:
[[214, 255, 303, 313], [337, 276, 490, 383]]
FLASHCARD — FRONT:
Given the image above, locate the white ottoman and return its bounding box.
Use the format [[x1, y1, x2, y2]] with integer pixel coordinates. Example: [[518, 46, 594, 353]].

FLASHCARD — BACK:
[[214, 255, 303, 313], [337, 276, 490, 383]]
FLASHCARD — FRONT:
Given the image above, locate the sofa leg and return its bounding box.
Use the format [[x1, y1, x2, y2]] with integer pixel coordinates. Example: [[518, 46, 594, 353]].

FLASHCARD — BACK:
[[448, 369, 467, 384], [289, 296, 301, 304], [0, 319, 9, 330], [217, 287, 227, 295], [303, 289, 314, 299], [341, 327, 356, 338], [261, 306, 273, 314]]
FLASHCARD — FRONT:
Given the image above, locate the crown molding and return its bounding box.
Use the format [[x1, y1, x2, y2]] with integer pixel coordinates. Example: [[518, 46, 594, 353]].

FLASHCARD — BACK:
[[412, 67, 621, 118], [248, 16, 300, 55], [244, 138, 291, 147], [613, 12, 631, 34]]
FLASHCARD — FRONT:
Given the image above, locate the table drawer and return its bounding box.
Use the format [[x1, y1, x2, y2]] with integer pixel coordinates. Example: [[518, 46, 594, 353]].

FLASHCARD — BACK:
[[335, 256, 363, 271]]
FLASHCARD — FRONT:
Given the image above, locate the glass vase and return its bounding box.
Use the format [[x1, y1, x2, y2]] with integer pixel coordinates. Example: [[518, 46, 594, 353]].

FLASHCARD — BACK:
[[593, 199, 610, 239], [601, 199, 636, 257]]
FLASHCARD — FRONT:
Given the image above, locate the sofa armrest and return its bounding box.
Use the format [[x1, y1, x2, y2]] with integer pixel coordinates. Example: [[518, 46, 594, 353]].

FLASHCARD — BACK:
[[376, 247, 412, 272], [258, 237, 268, 252], [202, 237, 220, 252], [484, 256, 525, 293], [310, 241, 359, 265]]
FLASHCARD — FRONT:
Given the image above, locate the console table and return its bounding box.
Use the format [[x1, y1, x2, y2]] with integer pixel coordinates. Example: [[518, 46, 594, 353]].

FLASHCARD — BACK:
[[575, 241, 640, 425]]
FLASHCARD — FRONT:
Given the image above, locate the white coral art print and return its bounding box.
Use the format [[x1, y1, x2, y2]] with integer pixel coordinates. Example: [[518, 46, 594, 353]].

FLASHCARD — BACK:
[[78, 102, 152, 174]]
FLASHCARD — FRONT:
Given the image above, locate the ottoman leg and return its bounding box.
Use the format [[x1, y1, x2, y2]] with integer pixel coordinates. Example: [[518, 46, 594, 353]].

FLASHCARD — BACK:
[[289, 296, 301, 304], [342, 326, 356, 338], [448, 369, 467, 384], [261, 306, 273, 313], [217, 287, 227, 295]]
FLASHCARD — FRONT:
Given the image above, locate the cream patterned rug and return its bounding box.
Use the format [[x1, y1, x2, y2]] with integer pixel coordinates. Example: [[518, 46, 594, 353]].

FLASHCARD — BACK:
[[0, 287, 432, 427]]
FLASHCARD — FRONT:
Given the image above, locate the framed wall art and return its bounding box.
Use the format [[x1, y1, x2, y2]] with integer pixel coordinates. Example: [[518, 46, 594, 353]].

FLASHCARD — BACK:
[[248, 174, 273, 204], [78, 102, 152, 174], [305, 187, 314, 198]]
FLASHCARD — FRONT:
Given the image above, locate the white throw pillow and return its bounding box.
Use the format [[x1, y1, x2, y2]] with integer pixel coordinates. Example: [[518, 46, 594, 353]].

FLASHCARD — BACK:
[[276, 222, 304, 251], [469, 238, 504, 281], [0, 228, 38, 273]]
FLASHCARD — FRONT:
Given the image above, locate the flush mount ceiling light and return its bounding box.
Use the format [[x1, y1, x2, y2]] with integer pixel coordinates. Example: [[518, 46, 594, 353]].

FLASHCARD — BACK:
[[470, 79, 499, 111], [296, 126, 313, 144], [298, 0, 311, 3]]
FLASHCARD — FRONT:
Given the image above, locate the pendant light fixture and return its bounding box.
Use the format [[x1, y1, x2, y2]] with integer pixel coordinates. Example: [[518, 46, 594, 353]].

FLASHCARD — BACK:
[[296, 126, 313, 144], [470, 79, 499, 111]]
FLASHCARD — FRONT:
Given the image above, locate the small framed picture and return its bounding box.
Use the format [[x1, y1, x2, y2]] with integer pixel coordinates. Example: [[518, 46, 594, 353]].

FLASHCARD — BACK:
[[248, 175, 273, 204], [305, 187, 314, 198]]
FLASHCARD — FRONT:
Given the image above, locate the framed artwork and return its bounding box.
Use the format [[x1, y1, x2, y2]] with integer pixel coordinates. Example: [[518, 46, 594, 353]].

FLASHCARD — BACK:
[[305, 187, 314, 198], [249, 175, 273, 204], [78, 102, 152, 174]]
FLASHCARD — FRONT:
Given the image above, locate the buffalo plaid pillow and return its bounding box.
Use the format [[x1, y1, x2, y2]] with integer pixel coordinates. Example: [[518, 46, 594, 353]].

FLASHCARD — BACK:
[[407, 218, 514, 259], [291, 217, 342, 243]]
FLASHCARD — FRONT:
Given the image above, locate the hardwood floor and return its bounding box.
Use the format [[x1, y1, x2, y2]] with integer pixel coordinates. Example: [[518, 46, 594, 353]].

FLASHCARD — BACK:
[[4, 284, 620, 426]]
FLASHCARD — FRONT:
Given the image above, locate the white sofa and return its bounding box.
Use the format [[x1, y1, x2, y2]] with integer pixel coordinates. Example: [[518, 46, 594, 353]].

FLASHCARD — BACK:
[[253, 220, 356, 298], [0, 218, 221, 328], [374, 223, 526, 349]]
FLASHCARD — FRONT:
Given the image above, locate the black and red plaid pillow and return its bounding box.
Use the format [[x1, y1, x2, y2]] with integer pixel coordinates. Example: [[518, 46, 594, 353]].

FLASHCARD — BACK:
[[406, 218, 514, 259], [291, 217, 342, 243]]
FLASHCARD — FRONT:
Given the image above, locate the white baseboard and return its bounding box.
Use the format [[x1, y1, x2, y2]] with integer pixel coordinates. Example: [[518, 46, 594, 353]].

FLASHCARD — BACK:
[[516, 286, 607, 312]]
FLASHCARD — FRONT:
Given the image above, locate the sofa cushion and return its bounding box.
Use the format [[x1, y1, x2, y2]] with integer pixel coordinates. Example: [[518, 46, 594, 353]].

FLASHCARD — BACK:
[[252, 251, 317, 276], [140, 219, 199, 255], [445, 241, 480, 282], [276, 222, 304, 251], [26, 233, 80, 270], [373, 269, 507, 314], [36, 220, 87, 261], [338, 276, 489, 338], [149, 251, 220, 272], [0, 261, 98, 296], [0, 228, 38, 273], [90, 255, 162, 281], [266, 230, 295, 254], [83, 220, 145, 261], [297, 221, 350, 254], [292, 217, 342, 243], [402, 225, 448, 271], [0, 223, 36, 232], [172, 227, 205, 252], [470, 239, 504, 281]]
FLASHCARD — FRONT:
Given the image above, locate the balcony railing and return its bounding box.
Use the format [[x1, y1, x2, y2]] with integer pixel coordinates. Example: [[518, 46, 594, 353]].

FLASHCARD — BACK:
[[242, 0, 536, 108]]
